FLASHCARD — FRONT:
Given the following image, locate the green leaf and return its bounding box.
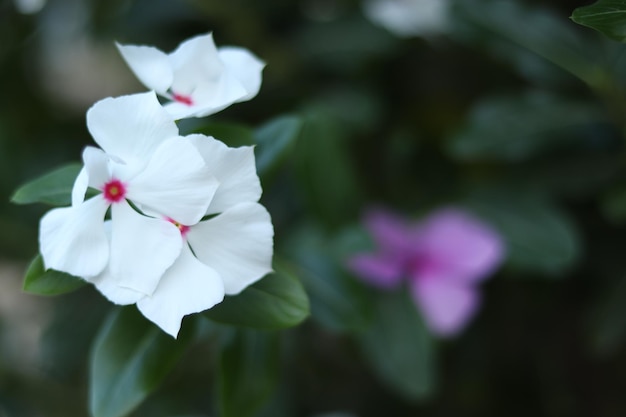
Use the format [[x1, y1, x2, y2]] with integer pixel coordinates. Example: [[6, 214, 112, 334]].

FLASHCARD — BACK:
[[454, 0, 604, 87], [39, 291, 109, 379], [90, 307, 191, 417], [447, 92, 605, 161], [11, 163, 82, 206], [253, 115, 303, 177], [466, 190, 581, 275], [205, 267, 309, 329], [191, 121, 255, 148], [217, 330, 280, 417], [358, 291, 437, 401], [23, 254, 86, 296], [285, 225, 371, 333], [295, 111, 363, 227], [572, 0, 626, 43]]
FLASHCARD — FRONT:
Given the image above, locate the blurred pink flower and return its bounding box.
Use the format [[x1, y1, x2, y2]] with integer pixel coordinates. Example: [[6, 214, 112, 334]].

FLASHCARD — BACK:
[[347, 207, 505, 338]]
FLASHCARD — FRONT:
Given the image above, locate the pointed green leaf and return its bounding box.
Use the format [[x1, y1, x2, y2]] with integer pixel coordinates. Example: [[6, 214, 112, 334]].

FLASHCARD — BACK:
[[23, 254, 86, 296], [11, 163, 82, 206], [253, 115, 303, 177], [90, 307, 191, 417], [454, 0, 603, 87], [358, 291, 437, 401], [572, 0, 626, 43], [205, 267, 309, 329], [217, 330, 280, 417]]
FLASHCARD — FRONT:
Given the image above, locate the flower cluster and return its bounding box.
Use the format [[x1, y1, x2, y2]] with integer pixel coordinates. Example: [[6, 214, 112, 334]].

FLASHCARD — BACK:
[[39, 34, 273, 338], [347, 207, 504, 337]]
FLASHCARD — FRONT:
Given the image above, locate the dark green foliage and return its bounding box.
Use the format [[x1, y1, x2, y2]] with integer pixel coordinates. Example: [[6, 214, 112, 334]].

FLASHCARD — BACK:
[[205, 266, 310, 330], [23, 254, 86, 296], [572, 0, 626, 42], [5, 0, 626, 416]]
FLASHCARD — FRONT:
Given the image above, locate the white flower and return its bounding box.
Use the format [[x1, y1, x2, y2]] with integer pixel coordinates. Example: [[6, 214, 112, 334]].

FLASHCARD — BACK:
[[88, 136, 274, 337], [39, 91, 219, 294], [116, 33, 265, 119], [13, 0, 46, 14], [363, 0, 450, 38]]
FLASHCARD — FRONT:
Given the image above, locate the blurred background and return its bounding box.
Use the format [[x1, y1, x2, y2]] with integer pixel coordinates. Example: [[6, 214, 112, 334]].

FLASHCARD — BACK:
[[3, 0, 626, 416]]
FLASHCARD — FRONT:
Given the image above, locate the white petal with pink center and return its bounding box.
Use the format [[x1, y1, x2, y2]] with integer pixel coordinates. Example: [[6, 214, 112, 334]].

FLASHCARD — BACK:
[[127, 137, 219, 225], [117, 33, 264, 119], [38, 91, 274, 338], [39, 92, 217, 284], [188, 202, 274, 295]]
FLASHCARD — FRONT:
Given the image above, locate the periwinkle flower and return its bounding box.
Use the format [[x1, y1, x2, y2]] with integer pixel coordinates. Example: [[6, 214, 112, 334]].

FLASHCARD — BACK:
[[93, 136, 274, 337], [347, 207, 504, 337], [39, 91, 274, 337], [40, 92, 218, 282], [116, 33, 264, 119]]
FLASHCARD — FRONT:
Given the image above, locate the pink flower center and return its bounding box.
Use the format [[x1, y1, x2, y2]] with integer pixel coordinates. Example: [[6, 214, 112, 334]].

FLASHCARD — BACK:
[[408, 254, 438, 279], [103, 179, 126, 203], [172, 92, 194, 106], [167, 218, 190, 237]]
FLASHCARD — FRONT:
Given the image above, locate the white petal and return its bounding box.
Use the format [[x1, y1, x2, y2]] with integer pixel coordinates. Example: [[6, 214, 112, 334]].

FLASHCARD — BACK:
[[161, 101, 204, 120], [137, 245, 225, 338], [71, 166, 88, 207], [116, 43, 174, 94], [188, 202, 274, 295], [218, 47, 265, 102], [189, 71, 248, 117], [71, 146, 110, 206], [108, 201, 183, 296], [87, 266, 146, 305], [164, 33, 248, 119], [186, 134, 261, 213], [162, 72, 248, 119], [85, 220, 147, 305], [86, 92, 179, 166], [169, 33, 223, 94], [82, 146, 111, 189], [127, 137, 219, 225], [39, 195, 109, 277]]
